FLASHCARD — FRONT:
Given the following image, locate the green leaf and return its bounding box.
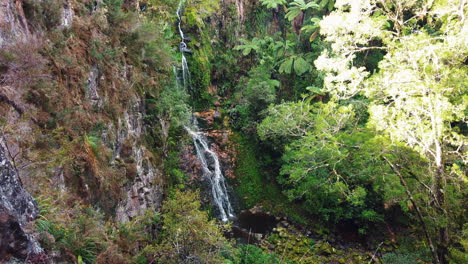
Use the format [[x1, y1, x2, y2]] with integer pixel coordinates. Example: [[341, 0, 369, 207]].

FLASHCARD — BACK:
[[328, 0, 335, 11], [286, 0, 320, 21], [306, 86, 325, 95], [285, 9, 302, 21], [268, 79, 281, 88], [305, 2, 320, 10], [293, 57, 311, 75], [309, 30, 319, 42], [279, 57, 294, 74], [310, 17, 321, 25], [259, 0, 287, 9]]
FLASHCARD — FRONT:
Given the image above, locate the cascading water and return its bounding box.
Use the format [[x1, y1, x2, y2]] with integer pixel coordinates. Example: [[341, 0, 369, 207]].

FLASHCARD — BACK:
[[176, 0, 234, 222], [176, 0, 191, 89], [185, 123, 235, 222]]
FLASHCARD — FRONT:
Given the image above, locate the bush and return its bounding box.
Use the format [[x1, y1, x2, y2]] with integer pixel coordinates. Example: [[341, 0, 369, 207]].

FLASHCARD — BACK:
[[36, 206, 107, 264], [228, 244, 287, 264], [0, 37, 47, 91], [22, 0, 62, 30], [382, 252, 419, 264], [139, 189, 230, 263]]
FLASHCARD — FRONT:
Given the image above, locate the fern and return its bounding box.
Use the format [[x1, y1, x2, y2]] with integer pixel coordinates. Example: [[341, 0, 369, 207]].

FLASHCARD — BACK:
[[317, 0, 335, 11], [301, 17, 321, 34], [285, 0, 320, 21], [234, 38, 261, 56], [259, 0, 287, 9], [278, 55, 312, 75]]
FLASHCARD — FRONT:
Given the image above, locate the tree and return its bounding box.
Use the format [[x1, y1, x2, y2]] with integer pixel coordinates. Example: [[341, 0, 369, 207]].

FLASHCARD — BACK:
[[258, 100, 354, 147], [285, 0, 320, 22], [316, 0, 467, 262], [259, 0, 287, 9], [141, 190, 230, 263], [263, 102, 393, 228], [258, 100, 317, 146], [367, 29, 466, 264]]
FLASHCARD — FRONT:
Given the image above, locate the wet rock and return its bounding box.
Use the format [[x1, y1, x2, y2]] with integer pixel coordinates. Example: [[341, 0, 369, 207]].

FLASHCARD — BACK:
[[213, 110, 222, 121], [194, 110, 216, 126]]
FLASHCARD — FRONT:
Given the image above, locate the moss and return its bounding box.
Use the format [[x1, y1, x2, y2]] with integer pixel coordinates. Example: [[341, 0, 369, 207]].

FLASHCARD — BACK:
[[230, 132, 309, 223], [231, 133, 267, 208], [187, 31, 214, 110], [260, 226, 376, 264]]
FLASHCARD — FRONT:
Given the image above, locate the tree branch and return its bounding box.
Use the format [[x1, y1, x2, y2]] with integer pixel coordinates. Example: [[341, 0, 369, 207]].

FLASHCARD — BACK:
[[383, 156, 440, 264]]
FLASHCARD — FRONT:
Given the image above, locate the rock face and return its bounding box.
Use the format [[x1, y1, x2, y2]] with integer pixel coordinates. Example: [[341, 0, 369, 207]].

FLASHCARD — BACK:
[[60, 0, 74, 29], [0, 138, 43, 262], [114, 99, 164, 222], [184, 109, 237, 180], [0, 0, 30, 47], [0, 204, 31, 261], [86, 64, 102, 107], [0, 139, 38, 224]]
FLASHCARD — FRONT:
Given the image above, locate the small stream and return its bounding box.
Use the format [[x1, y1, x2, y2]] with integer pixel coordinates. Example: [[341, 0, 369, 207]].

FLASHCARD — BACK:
[[176, 0, 235, 222]]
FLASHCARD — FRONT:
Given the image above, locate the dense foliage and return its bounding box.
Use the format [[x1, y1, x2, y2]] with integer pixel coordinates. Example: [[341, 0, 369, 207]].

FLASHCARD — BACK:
[[1, 0, 465, 263], [229, 0, 466, 263]]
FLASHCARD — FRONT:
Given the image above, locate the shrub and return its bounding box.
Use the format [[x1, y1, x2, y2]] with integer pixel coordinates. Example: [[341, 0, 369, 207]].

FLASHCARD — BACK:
[[139, 189, 230, 263], [36, 206, 108, 264], [0, 37, 47, 91], [228, 244, 286, 264], [382, 252, 419, 264], [22, 0, 62, 30]]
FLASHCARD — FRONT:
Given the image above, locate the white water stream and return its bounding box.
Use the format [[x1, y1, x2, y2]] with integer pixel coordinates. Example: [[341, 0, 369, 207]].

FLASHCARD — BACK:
[[176, 0, 234, 222], [185, 123, 235, 222]]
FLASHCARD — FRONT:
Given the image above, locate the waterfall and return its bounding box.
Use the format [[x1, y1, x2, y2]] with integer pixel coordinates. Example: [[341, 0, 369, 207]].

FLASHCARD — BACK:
[[176, 0, 234, 222], [185, 123, 235, 222], [176, 0, 191, 90]]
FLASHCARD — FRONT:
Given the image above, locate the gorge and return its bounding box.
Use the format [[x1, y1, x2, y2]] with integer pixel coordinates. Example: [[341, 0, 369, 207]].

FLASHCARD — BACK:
[[0, 0, 466, 264]]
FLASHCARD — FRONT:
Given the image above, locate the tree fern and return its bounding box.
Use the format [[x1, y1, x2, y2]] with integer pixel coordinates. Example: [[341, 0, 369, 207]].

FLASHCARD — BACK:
[[259, 0, 287, 9], [278, 55, 312, 75], [285, 0, 320, 21]]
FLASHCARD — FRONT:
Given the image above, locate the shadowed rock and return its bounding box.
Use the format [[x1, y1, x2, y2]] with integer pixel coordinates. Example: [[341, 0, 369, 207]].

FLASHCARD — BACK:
[[0, 138, 43, 262], [0, 139, 38, 224]]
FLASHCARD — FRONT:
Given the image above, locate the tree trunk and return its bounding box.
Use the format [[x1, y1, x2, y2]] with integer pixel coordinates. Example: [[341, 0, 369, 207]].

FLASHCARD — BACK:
[[435, 164, 448, 264], [384, 157, 440, 264]]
